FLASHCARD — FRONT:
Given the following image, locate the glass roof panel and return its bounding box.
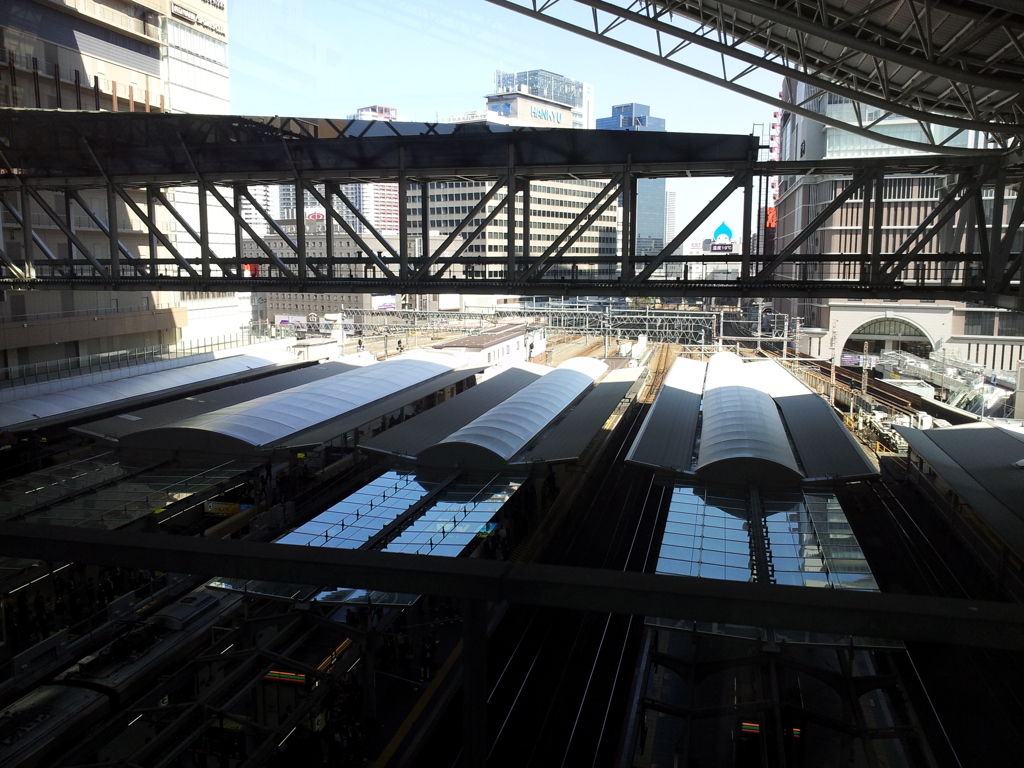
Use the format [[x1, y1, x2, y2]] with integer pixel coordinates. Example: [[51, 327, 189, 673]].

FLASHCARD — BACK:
[[652, 484, 889, 646], [214, 472, 522, 605]]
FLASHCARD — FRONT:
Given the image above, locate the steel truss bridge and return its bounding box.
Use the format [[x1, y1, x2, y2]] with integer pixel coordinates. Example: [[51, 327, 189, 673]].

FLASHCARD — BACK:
[[323, 306, 721, 344], [0, 110, 1022, 307]]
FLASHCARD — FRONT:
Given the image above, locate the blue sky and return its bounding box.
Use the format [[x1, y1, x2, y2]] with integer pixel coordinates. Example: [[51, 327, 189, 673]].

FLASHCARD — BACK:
[[228, 0, 781, 234]]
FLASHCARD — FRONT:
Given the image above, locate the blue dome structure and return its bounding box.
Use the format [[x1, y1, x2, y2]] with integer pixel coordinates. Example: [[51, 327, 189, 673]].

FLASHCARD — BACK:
[[713, 221, 733, 241]]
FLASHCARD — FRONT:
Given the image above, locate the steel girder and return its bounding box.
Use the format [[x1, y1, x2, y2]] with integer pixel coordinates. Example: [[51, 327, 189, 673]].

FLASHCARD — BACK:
[[487, 0, 1024, 151], [0, 111, 1022, 306], [0, 521, 1022, 650]]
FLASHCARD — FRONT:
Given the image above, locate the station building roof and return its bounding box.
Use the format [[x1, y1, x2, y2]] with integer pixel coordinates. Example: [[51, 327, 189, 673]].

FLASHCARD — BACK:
[[120, 351, 469, 455], [627, 352, 876, 487], [418, 357, 607, 470], [432, 323, 528, 350], [894, 422, 1024, 560], [0, 351, 298, 432]]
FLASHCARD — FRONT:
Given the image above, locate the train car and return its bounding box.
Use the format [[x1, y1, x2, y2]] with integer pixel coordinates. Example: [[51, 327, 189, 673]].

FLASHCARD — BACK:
[[0, 588, 241, 768]]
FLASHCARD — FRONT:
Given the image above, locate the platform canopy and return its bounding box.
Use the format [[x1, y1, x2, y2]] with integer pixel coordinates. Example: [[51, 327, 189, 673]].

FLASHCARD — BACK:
[[120, 351, 467, 455], [628, 352, 876, 487], [418, 357, 607, 470], [0, 351, 294, 431], [895, 422, 1024, 561], [626, 357, 706, 474]]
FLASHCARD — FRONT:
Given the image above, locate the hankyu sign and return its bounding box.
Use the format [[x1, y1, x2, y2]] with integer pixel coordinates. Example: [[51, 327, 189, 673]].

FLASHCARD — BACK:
[[530, 106, 563, 124], [171, 3, 197, 23]]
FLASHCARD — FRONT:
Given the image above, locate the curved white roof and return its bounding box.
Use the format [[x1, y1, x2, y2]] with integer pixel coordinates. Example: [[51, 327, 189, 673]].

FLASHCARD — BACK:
[[420, 357, 607, 468], [695, 352, 802, 485], [139, 351, 465, 450], [0, 353, 288, 430]]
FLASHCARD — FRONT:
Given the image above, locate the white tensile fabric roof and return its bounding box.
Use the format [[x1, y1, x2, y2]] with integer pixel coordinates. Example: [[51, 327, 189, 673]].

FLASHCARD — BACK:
[[139, 351, 465, 450], [421, 357, 607, 466], [695, 352, 803, 484]]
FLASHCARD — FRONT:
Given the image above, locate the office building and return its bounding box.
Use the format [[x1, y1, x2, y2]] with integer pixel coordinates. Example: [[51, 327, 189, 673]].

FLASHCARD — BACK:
[[597, 103, 669, 259]]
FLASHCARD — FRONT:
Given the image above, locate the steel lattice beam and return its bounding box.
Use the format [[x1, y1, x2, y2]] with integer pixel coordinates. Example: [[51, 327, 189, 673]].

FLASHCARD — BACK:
[[0, 111, 1021, 305], [0, 521, 1021, 650]]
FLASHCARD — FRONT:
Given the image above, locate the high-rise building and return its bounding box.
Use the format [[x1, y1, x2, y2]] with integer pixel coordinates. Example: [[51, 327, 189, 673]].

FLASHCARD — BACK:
[[491, 69, 595, 129], [0, 0, 246, 369], [597, 104, 668, 257]]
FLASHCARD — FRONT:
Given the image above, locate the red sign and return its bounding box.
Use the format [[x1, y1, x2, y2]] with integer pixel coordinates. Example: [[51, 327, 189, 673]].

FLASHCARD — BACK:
[[766, 207, 777, 229], [307, 212, 326, 220]]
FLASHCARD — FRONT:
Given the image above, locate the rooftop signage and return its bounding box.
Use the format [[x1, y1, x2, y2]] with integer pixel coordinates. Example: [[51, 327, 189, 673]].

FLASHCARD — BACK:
[[530, 106, 563, 124]]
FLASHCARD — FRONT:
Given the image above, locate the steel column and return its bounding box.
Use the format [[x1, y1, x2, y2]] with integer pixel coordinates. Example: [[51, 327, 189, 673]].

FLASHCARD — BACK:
[[20, 184, 34, 278], [420, 181, 430, 272], [522, 179, 531, 269], [63, 188, 75, 270], [233, 185, 244, 276], [621, 160, 636, 281], [324, 184, 334, 276], [198, 179, 211, 280], [294, 177, 306, 280], [507, 144, 516, 279], [399, 148, 409, 279], [741, 169, 753, 279], [988, 166, 1007, 288]]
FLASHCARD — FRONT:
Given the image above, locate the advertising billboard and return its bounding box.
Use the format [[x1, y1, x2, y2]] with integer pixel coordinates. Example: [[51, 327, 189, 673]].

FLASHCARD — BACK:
[[371, 294, 397, 310]]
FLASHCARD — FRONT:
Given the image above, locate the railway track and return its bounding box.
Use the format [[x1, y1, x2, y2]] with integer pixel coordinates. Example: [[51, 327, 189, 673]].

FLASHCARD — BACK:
[[409, 346, 675, 768]]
